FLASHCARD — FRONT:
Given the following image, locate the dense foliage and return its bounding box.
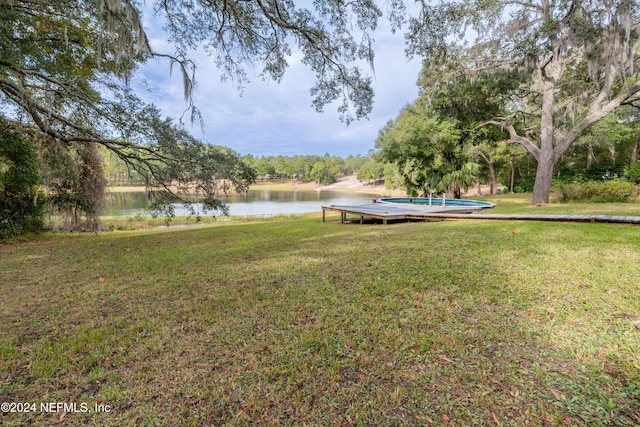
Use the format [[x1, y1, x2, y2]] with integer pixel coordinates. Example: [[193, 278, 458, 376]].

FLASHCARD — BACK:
[[375, 106, 479, 198], [403, 0, 640, 204], [373, 70, 530, 198], [0, 0, 258, 234], [0, 121, 44, 237], [555, 179, 640, 202]]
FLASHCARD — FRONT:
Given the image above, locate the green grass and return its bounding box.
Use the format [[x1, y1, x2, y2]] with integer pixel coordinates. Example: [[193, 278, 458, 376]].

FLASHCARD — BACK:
[[99, 212, 318, 231], [1, 201, 639, 426], [99, 193, 639, 231], [477, 193, 640, 216]]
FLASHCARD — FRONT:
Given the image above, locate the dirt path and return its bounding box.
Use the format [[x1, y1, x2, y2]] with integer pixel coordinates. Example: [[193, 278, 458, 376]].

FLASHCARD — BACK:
[[252, 175, 408, 196]]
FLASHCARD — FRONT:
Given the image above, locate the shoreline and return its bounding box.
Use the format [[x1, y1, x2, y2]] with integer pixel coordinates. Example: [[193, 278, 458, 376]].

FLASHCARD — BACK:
[[106, 175, 409, 197]]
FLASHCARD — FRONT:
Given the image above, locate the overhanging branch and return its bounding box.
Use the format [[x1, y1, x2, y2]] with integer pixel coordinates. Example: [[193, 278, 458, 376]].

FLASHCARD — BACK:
[[479, 120, 541, 160]]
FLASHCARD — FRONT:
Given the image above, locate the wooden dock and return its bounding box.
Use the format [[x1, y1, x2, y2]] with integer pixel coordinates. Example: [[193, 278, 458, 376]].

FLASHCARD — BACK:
[[322, 203, 488, 224], [322, 204, 640, 225]]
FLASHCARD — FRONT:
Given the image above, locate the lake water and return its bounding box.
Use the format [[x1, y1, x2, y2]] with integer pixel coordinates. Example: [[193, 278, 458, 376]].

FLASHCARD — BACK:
[[104, 189, 380, 217]]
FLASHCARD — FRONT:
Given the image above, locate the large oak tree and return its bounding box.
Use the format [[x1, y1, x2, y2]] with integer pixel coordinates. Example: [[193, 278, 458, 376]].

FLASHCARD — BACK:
[[409, 0, 640, 204], [0, 0, 254, 227], [0, 0, 391, 228]]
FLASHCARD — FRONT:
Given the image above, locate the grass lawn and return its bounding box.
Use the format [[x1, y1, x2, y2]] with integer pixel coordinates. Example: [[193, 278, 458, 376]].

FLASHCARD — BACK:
[[481, 194, 640, 216], [1, 198, 639, 426]]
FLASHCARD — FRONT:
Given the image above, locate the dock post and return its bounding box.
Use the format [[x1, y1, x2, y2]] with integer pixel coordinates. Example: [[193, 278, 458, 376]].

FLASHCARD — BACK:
[[322, 208, 325, 222], [429, 192, 433, 206], [442, 193, 446, 206]]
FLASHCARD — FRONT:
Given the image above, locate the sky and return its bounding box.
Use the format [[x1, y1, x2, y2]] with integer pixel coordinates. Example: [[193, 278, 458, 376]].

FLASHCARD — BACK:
[[132, 5, 423, 158]]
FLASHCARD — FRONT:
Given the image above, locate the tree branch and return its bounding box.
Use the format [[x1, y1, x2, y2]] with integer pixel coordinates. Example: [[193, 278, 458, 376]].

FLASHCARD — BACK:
[[479, 120, 541, 160], [556, 81, 640, 155]]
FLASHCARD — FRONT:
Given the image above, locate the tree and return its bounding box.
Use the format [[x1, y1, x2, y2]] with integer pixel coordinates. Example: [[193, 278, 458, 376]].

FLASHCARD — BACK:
[[345, 154, 368, 175], [310, 160, 336, 185], [409, 0, 640, 204], [357, 156, 385, 183], [470, 142, 499, 195], [44, 141, 106, 232], [376, 105, 479, 198], [424, 70, 525, 195], [156, 0, 381, 124], [0, 120, 44, 237], [375, 69, 520, 198], [0, 0, 255, 226]]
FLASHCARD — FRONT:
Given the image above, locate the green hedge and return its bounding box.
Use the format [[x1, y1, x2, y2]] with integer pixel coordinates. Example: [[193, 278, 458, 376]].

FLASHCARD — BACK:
[[555, 179, 640, 203]]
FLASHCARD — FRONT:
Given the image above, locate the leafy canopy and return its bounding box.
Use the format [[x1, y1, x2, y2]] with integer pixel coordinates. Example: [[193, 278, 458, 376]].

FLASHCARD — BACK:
[[0, 0, 254, 220], [375, 103, 479, 197], [405, 0, 640, 204], [156, 0, 386, 123]]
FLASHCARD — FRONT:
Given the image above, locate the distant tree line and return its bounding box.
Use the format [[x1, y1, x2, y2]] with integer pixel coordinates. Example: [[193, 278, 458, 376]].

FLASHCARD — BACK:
[[103, 152, 370, 187], [103, 124, 640, 197], [239, 154, 368, 185]]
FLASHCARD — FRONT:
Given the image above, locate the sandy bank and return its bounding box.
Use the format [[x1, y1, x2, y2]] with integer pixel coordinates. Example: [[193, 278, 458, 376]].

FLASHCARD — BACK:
[[106, 175, 408, 196]]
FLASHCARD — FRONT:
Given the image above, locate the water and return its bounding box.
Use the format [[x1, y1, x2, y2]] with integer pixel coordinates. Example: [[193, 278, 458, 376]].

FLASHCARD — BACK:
[[103, 189, 380, 217]]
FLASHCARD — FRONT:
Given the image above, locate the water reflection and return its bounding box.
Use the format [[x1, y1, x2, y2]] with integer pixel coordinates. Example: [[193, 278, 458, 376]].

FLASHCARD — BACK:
[[104, 189, 379, 217]]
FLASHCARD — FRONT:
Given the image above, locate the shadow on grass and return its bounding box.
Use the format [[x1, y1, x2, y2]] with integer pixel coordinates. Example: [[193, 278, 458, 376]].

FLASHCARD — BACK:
[[1, 219, 639, 426]]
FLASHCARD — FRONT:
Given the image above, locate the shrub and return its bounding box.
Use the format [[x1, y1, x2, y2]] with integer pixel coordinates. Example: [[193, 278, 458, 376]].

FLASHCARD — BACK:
[[555, 179, 640, 203], [0, 122, 45, 238], [625, 163, 640, 184], [557, 162, 627, 183], [513, 178, 535, 193]]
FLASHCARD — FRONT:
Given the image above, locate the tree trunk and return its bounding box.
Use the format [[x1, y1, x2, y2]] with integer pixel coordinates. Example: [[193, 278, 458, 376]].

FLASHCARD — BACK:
[[488, 162, 497, 195], [531, 154, 555, 205], [533, 55, 560, 206], [610, 143, 616, 162], [510, 155, 515, 193], [587, 143, 595, 168], [631, 134, 639, 165], [477, 151, 497, 195]]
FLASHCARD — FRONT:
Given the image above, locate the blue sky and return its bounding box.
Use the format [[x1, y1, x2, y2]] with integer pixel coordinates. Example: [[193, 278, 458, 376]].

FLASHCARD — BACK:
[[132, 7, 422, 158]]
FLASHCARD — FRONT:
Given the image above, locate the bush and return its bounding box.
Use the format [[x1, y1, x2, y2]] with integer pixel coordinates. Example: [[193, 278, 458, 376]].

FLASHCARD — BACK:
[[555, 179, 640, 203], [625, 163, 640, 184], [0, 122, 45, 238], [557, 162, 627, 183], [512, 178, 535, 193]]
